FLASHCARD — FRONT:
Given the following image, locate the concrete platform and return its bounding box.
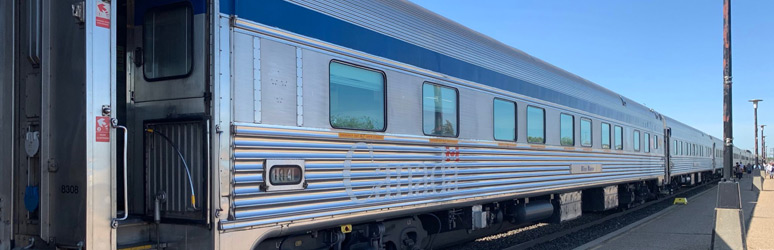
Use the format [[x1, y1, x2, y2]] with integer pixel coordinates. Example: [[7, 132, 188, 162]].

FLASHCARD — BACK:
[[577, 176, 766, 250]]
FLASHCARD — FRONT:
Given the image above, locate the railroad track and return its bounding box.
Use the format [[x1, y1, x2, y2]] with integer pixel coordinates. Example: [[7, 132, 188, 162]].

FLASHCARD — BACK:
[[444, 181, 718, 250]]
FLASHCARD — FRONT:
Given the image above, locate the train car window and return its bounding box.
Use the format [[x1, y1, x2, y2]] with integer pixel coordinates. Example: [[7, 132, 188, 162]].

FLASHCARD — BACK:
[[560, 113, 574, 146], [526, 106, 545, 144], [493, 98, 516, 141], [422, 83, 458, 137], [654, 135, 659, 149], [329, 61, 386, 131], [644, 132, 651, 153], [601, 123, 611, 149], [580, 118, 592, 147], [674, 140, 678, 155], [633, 130, 641, 151], [614, 125, 623, 150], [143, 4, 193, 80]]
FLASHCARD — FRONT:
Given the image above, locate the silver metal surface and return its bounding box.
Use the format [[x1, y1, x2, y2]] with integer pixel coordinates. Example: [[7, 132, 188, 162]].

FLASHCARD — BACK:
[[232, 32, 254, 123], [259, 39, 298, 126], [224, 124, 663, 230], [296, 47, 304, 127], [254, 37, 262, 123]]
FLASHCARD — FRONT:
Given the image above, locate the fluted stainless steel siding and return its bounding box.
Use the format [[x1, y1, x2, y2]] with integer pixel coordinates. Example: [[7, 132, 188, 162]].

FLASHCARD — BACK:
[[145, 121, 206, 219], [224, 124, 664, 229]]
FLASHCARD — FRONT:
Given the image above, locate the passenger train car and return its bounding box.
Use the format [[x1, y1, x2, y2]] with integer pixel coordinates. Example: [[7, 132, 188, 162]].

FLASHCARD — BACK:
[[0, 0, 752, 249]]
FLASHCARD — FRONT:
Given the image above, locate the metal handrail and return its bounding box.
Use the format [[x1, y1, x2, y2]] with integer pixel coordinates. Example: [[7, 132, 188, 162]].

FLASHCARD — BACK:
[[111, 119, 128, 228]]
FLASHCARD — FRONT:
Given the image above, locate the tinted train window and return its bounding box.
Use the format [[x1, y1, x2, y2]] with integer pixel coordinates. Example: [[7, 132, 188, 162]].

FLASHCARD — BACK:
[[601, 123, 611, 149], [329, 61, 386, 131], [614, 125, 623, 150], [560, 114, 574, 146], [527, 106, 545, 144], [644, 133, 651, 153], [580, 118, 592, 147], [674, 140, 678, 155], [654, 135, 659, 149], [422, 83, 458, 137], [143, 4, 193, 80], [633, 130, 640, 151], [493, 99, 516, 141]]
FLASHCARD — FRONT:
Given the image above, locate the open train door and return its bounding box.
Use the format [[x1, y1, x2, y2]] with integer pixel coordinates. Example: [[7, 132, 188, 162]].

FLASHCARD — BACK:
[[1, 0, 117, 249]]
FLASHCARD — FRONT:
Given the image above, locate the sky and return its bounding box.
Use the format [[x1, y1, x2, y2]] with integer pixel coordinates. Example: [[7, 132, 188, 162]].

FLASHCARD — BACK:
[[410, 0, 774, 153]]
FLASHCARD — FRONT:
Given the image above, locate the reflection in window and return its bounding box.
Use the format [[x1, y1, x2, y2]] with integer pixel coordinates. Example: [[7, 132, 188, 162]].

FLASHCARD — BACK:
[[329, 62, 386, 131], [614, 125, 623, 150], [527, 106, 545, 144], [144, 4, 193, 80], [423, 83, 458, 137], [601, 123, 611, 149], [560, 114, 574, 146], [633, 130, 640, 151], [493, 99, 516, 141], [580, 118, 592, 147], [644, 132, 651, 153]]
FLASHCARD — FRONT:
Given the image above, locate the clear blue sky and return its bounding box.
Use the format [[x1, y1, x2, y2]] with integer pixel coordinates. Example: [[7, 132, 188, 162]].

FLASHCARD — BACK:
[[411, 0, 774, 153]]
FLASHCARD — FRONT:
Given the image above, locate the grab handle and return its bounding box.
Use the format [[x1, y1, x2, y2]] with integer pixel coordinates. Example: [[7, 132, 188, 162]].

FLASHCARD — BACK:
[[111, 118, 128, 228]]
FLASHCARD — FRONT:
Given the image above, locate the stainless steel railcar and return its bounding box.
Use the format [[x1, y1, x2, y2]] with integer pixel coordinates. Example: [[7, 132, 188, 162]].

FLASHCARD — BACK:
[[0, 0, 744, 249]]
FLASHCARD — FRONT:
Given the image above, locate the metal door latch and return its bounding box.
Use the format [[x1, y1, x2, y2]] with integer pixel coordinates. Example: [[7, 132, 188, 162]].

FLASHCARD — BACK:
[[71, 2, 85, 24]]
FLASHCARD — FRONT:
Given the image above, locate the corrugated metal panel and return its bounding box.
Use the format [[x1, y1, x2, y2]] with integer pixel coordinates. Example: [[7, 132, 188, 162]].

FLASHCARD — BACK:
[[145, 120, 206, 220], [224, 124, 664, 230]]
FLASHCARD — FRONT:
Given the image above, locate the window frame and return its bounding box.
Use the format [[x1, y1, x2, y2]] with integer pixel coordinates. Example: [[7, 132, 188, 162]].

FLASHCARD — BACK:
[[142, 2, 195, 82], [421, 82, 460, 138], [526, 105, 546, 144], [601, 122, 611, 149], [614, 125, 623, 150], [644, 132, 651, 153], [559, 113, 575, 146], [633, 130, 641, 152], [580, 117, 593, 147], [493, 98, 517, 141], [328, 60, 388, 132]]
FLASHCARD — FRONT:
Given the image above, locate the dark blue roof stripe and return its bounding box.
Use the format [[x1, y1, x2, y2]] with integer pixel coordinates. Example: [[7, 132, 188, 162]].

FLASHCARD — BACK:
[[222, 0, 659, 130]]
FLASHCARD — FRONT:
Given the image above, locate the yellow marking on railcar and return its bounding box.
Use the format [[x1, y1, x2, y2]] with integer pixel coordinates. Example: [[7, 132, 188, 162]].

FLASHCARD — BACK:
[[429, 138, 458, 144], [118, 245, 152, 250], [563, 147, 576, 151], [529, 144, 546, 149], [583, 148, 593, 151], [338, 132, 385, 140], [341, 224, 353, 233], [498, 142, 517, 147]]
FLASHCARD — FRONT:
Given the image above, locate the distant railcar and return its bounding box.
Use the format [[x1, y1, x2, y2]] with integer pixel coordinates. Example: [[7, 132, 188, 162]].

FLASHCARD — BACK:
[[0, 1, 740, 249]]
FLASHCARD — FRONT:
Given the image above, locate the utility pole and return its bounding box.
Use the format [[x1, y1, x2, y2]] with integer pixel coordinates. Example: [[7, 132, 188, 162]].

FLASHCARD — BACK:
[[713, 0, 746, 248], [750, 99, 762, 168]]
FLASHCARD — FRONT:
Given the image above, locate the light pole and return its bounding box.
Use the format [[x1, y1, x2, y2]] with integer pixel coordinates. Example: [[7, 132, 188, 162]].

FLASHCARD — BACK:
[[750, 99, 762, 168]]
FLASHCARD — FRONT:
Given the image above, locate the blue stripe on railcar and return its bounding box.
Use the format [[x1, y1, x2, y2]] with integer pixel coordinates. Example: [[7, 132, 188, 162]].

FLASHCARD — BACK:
[[220, 0, 658, 130]]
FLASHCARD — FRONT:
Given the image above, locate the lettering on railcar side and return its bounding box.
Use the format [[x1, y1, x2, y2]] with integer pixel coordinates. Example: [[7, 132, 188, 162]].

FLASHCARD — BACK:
[[343, 142, 459, 203], [570, 164, 603, 174]]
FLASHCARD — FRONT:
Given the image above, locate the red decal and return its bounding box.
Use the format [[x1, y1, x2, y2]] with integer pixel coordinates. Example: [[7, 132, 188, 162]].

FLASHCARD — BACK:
[[96, 116, 110, 142], [96, 2, 110, 28]]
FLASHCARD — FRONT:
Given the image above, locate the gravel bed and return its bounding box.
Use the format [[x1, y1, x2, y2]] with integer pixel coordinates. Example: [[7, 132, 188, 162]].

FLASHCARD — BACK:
[[442, 183, 716, 250]]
